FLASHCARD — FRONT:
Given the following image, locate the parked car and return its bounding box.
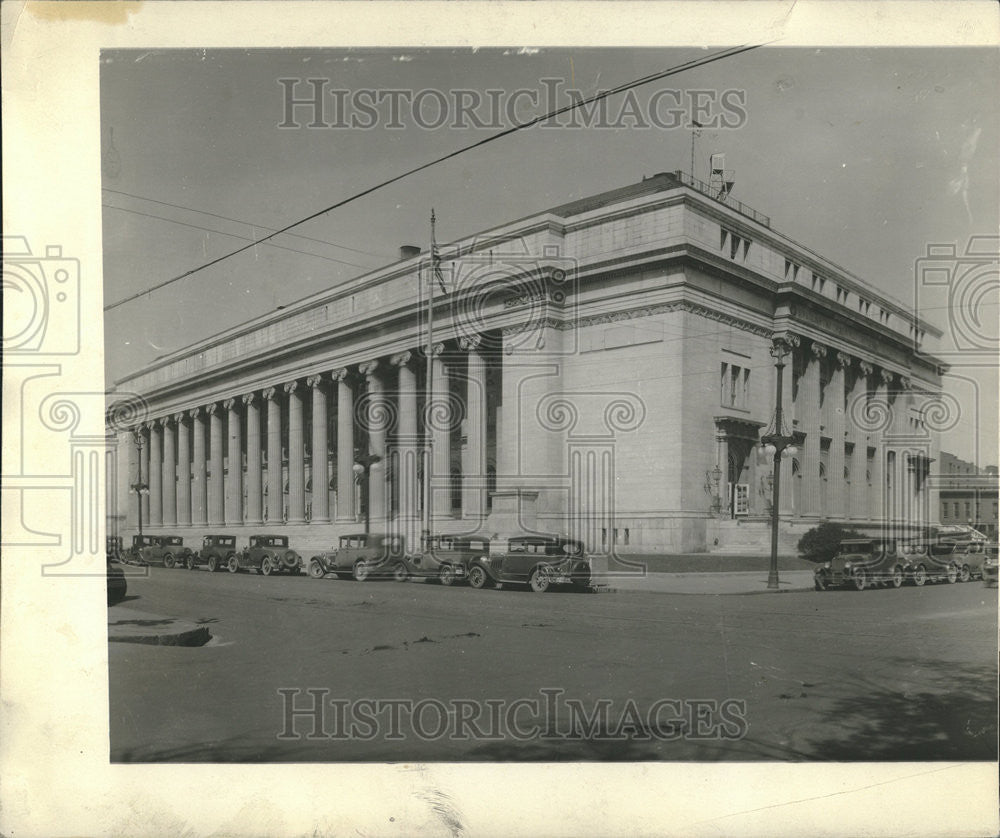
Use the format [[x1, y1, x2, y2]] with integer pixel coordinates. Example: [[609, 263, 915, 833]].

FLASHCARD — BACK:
[[466, 535, 592, 593], [899, 529, 964, 585], [125, 534, 193, 569], [236, 534, 303, 576], [107, 560, 127, 606], [814, 538, 911, 591], [927, 525, 989, 581], [423, 535, 490, 585], [982, 542, 998, 588], [309, 533, 460, 583], [192, 534, 241, 573]]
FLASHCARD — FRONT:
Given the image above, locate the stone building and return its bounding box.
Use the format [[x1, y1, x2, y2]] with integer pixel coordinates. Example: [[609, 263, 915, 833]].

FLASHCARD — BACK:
[[936, 452, 999, 539], [106, 171, 947, 556]]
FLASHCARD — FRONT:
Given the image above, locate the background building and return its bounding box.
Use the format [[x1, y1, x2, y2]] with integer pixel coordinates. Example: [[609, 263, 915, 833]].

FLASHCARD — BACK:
[[937, 452, 999, 538], [107, 172, 947, 556]]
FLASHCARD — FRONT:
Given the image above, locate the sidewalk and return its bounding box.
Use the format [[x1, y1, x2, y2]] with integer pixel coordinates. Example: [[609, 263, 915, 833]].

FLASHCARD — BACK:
[[592, 569, 816, 595], [108, 607, 212, 646]]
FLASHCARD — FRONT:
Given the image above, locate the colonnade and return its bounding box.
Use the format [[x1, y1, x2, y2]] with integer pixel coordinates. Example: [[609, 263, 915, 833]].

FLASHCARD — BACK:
[[129, 339, 491, 538]]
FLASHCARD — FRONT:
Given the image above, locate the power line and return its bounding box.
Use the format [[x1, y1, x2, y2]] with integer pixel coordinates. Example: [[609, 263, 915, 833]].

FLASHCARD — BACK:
[[104, 42, 767, 312], [102, 187, 386, 259], [102, 203, 373, 269]]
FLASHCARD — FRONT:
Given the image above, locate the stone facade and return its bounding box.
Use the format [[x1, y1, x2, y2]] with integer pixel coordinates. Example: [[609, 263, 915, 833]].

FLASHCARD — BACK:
[[107, 172, 946, 555]]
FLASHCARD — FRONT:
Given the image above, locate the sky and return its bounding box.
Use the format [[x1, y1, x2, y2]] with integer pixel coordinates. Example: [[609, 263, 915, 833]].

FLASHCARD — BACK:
[[100, 46, 999, 465]]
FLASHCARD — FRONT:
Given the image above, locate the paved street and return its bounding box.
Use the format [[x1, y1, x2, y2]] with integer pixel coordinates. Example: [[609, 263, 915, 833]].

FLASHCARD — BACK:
[[109, 566, 998, 762]]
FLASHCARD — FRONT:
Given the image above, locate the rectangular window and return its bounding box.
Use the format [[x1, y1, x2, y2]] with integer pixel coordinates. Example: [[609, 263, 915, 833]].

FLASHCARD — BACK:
[[720, 362, 729, 405], [734, 484, 750, 516], [784, 259, 800, 281], [721, 228, 750, 262], [730, 365, 740, 406]]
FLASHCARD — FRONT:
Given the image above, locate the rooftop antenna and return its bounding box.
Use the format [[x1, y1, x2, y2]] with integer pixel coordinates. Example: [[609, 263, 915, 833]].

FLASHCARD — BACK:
[[709, 152, 736, 201]]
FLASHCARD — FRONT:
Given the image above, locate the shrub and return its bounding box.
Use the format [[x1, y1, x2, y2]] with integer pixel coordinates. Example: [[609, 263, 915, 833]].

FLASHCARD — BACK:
[[797, 522, 865, 563]]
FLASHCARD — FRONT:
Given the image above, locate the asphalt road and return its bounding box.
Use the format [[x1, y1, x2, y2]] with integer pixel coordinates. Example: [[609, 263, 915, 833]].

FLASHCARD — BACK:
[[109, 566, 998, 762]]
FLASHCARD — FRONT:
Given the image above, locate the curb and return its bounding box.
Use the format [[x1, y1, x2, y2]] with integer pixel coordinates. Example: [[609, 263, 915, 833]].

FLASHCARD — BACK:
[[108, 608, 212, 647]]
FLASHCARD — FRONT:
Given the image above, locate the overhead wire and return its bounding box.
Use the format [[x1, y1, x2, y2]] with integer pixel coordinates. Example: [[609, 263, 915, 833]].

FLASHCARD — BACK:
[[104, 42, 769, 312]]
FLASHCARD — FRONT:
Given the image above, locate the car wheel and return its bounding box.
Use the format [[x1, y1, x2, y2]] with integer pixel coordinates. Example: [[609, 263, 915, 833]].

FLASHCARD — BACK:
[[353, 561, 370, 582], [529, 566, 553, 593], [308, 560, 325, 579], [261, 557, 274, 576], [207, 556, 218, 572], [439, 564, 456, 586], [891, 566, 904, 588], [187, 556, 198, 570], [814, 571, 829, 592], [227, 554, 239, 574], [946, 563, 958, 584], [163, 554, 175, 569], [391, 563, 408, 583], [852, 568, 868, 591], [913, 565, 927, 586], [282, 551, 299, 570], [468, 565, 488, 590], [959, 564, 971, 583]]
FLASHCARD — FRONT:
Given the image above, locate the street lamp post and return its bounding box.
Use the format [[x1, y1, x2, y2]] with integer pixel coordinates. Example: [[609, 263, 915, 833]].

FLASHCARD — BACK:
[[759, 336, 799, 590], [131, 429, 150, 538], [352, 452, 382, 535]]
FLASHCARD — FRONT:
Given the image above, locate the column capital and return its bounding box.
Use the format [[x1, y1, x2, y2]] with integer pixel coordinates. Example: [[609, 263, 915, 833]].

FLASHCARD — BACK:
[[172, 412, 186, 424], [809, 341, 827, 360], [283, 380, 299, 395], [358, 360, 380, 377], [431, 342, 447, 357], [187, 406, 201, 420], [858, 361, 874, 377], [899, 375, 913, 390], [206, 402, 220, 416], [306, 374, 326, 388], [879, 368, 895, 386], [223, 397, 238, 411], [332, 367, 352, 383], [242, 391, 257, 407], [263, 386, 279, 401], [155, 415, 173, 428], [835, 351, 852, 369], [390, 351, 413, 368], [459, 334, 482, 352]]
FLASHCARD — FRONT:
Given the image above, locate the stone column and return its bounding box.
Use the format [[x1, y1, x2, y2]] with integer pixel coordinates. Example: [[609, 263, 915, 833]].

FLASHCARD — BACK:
[[334, 369, 355, 523], [224, 398, 243, 525], [828, 352, 848, 519], [870, 369, 891, 526], [149, 420, 163, 527], [265, 387, 283, 525], [190, 408, 207, 526], [799, 342, 825, 519], [285, 381, 305, 524], [846, 363, 869, 522], [208, 403, 224, 526], [176, 412, 191, 526], [359, 360, 387, 526], [460, 335, 487, 523], [429, 343, 452, 521], [161, 416, 176, 527], [139, 424, 151, 528], [244, 392, 263, 526], [307, 375, 330, 524], [393, 352, 419, 544], [717, 433, 730, 517]]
